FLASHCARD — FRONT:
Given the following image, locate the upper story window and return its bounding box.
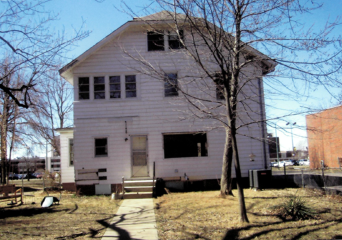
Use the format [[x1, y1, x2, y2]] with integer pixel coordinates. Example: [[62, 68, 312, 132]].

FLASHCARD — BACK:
[[95, 138, 108, 157], [110, 76, 121, 99], [125, 75, 137, 98], [165, 73, 178, 97], [78, 77, 89, 100], [148, 31, 164, 51], [169, 30, 184, 50], [94, 76, 105, 99]]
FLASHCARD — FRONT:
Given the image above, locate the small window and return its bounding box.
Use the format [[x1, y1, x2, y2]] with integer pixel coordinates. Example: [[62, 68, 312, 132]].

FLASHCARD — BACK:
[[214, 73, 226, 100], [163, 133, 208, 158], [79, 77, 89, 100], [110, 76, 121, 99], [95, 138, 108, 157], [69, 139, 74, 166], [148, 31, 164, 51], [165, 73, 178, 97], [94, 76, 105, 99], [125, 75, 136, 98], [169, 30, 184, 49]]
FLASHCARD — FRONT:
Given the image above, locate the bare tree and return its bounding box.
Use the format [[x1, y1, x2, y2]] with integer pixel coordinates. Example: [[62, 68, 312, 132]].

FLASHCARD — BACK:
[[0, 0, 88, 108], [26, 67, 73, 156], [121, 0, 342, 222], [0, 59, 26, 184]]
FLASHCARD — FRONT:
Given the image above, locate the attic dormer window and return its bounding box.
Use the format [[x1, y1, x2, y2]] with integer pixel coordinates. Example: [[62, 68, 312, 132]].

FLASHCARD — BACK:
[[169, 30, 184, 50], [147, 31, 164, 51]]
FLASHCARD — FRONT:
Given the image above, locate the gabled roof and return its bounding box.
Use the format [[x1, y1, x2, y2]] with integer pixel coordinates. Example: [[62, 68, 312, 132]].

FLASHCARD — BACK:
[[133, 10, 187, 21], [59, 10, 276, 84]]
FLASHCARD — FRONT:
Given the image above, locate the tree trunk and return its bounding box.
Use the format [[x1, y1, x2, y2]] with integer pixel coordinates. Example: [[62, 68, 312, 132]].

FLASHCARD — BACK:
[[1, 92, 8, 185], [231, 124, 249, 223], [220, 128, 233, 196]]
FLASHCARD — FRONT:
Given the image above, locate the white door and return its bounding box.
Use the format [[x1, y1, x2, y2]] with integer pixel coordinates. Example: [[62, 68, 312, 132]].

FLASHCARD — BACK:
[[131, 135, 149, 177]]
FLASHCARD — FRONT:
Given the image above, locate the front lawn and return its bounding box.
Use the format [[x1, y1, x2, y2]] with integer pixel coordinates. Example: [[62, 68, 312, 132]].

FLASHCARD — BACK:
[[154, 188, 342, 239]]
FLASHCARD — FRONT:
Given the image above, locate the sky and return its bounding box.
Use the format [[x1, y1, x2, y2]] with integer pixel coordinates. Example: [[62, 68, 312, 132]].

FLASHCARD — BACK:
[[26, 0, 342, 155]]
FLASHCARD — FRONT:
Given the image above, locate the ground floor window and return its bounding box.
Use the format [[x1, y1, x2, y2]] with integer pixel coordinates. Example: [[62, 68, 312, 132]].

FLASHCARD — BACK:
[[95, 138, 108, 157], [163, 133, 208, 158]]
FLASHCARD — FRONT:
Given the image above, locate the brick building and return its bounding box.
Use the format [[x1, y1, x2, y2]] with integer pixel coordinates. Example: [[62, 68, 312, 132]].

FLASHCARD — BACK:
[[306, 105, 342, 168]]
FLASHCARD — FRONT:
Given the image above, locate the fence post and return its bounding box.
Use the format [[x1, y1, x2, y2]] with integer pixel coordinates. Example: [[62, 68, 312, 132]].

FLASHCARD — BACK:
[[301, 170, 304, 188]]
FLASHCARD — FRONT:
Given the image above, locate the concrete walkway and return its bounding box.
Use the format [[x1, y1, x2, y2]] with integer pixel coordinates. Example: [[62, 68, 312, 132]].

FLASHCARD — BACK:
[[101, 198, 158, 240]]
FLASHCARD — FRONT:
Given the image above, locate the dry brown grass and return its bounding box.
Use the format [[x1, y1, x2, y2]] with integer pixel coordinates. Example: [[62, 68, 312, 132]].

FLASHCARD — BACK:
[[0, 187, 121, 239], [154, 188, 342, 240]]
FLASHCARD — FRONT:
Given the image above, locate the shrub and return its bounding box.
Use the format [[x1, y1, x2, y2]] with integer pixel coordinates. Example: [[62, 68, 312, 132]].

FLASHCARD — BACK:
[[274, 194, 316, 220]]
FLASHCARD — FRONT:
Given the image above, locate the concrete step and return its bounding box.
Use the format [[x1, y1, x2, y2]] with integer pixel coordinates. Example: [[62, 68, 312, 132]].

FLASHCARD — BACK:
[[123, 192, 153, 199], [124, 186, 153, 192], [124, 179, 154, 187]]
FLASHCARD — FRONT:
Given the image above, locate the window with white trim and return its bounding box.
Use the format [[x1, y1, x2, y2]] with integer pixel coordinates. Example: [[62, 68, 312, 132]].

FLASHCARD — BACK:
[[163, 133, 208, 158], [125, 75, 137, 98], [169, 30, 184, 49], [94, 76, 105, 99], [95, 138, 108, 157], [147, 31, 165, 51], [164, 73, 178, 97], [110, 76, 121, 99], [78, 77, 89, 100]]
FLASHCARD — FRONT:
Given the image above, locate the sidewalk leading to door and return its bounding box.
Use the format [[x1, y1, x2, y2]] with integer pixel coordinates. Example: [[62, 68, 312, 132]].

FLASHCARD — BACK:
[[101, 198, 158, 240]]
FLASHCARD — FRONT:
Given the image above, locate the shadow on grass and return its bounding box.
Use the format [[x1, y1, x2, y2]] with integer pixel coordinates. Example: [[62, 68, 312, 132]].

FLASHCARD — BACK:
[[222, 216, 342, 240], [0, 207, 71, 220]]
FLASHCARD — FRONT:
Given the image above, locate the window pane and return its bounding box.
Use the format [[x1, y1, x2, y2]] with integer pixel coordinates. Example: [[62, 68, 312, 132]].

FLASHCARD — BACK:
[[95, 92, 105, 99], [79, 77, 89, 84], [79, 93, 89, 99], [125, 75, 136, 83], [126, 91, 136, 98], [109, 76, 120, 83], [125, 83, 136, 90], [110, 84, 121, 91], [94, 76, 105, 84], [94, 85, 105, 91], [79, 85, 89, 92], [110, 92, 121, 98]]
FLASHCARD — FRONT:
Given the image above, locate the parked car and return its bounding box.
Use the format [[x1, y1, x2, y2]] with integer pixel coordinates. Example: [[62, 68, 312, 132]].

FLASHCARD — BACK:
[[299, 159, 310, 166], [33, 172, 43, 179], [8, 173, 18, 180]]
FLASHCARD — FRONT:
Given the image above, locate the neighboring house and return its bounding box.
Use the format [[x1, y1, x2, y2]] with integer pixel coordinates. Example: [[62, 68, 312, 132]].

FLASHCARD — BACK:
[[306, 105, 342, 168], [58, 11, 276, 194]]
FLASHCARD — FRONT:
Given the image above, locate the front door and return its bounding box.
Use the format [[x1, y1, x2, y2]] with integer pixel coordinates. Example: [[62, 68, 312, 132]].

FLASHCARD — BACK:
[[131, 135, 149, 177]]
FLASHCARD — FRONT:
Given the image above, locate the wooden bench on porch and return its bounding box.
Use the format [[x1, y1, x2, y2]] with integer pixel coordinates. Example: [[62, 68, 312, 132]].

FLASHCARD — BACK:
[[0, 185, 23, 204]]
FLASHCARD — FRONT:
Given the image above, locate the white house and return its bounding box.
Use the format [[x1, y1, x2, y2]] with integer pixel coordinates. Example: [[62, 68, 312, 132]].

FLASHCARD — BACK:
[[58, 11, 275, 194]]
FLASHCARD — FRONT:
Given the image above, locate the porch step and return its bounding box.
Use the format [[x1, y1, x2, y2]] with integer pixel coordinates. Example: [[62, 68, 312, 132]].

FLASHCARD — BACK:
[[123, 178, 154, 199], [124, 179, 155, 187], [125, 186, 153, 192]]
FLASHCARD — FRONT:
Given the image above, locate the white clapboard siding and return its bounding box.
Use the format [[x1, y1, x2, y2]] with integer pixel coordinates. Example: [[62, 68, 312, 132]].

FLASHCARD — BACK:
[[66, 25, 269, 185], [58, 130, 75, 184]]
